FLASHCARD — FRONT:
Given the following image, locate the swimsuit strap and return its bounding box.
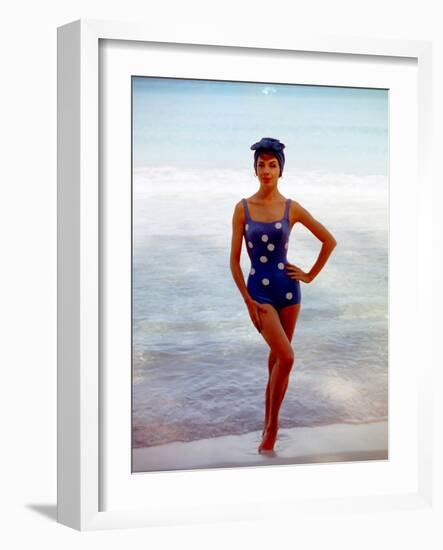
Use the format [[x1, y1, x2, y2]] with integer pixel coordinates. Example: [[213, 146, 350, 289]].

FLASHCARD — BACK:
[[284, 198, 291, 220], [242, 198, 251, 222]]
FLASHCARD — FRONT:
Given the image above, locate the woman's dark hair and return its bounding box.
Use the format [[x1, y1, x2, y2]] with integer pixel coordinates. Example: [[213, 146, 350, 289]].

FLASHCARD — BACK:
[[250, 137, 286, 176]]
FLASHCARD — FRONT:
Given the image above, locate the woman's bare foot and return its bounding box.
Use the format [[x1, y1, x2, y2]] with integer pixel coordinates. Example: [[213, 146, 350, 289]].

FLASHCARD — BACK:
[[258, 425, 278, 453]]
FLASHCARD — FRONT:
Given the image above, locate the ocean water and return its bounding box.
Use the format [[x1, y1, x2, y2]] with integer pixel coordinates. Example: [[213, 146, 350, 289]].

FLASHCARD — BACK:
[[133, 78, 388, 176], [132, 166, 388, 448]]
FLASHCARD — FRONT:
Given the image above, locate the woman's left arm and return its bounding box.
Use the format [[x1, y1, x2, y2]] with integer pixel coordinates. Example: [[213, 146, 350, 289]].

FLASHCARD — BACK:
[[286, 201, 337, 283]]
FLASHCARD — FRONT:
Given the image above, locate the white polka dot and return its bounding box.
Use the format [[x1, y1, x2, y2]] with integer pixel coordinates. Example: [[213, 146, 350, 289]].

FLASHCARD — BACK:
[[260, 256, 268, 263], [245, 224, 249, 230], [267, 243, 275, 251], [250, 268, 255, 275], [275, 222, 282, 229], [261, 234, 269, 242], [284, 242, 288, 249], [278, 262, 285, 270], [248, 241, 253, 248], [262, 278, 270, 286], [286, 292, 293, 300]]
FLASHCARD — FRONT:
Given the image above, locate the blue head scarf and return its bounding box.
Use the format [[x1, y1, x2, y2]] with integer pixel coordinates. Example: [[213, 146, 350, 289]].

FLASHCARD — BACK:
[[250, 137, 286, 177]]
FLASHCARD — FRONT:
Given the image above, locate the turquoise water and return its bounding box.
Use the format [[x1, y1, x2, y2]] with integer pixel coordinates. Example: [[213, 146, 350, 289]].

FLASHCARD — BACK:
[[133, 77, 388, 176]]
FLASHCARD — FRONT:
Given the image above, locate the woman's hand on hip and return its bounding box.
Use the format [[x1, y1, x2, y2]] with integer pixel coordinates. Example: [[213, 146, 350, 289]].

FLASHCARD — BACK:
[[285, 263, 312, 283], [245, 297, 267, 333]]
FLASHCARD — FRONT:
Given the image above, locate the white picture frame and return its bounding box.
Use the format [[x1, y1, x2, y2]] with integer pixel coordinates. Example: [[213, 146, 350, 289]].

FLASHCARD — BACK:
[[57, 18, 433, 531]]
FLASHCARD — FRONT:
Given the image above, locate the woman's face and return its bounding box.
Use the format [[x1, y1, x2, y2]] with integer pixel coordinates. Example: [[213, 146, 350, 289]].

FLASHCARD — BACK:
[[256, 153, 280, 187]]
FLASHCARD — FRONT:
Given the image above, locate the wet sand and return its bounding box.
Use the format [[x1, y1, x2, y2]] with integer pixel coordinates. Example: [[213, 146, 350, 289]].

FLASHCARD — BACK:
[[132, 420, 388, 473]]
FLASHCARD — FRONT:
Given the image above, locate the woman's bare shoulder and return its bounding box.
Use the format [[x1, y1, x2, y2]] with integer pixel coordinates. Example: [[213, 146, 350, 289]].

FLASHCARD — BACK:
[[288, 199, 308, 223], [288, 197, 303, 207], [232, 199, 246, 222], [233, 198, 246, 211]]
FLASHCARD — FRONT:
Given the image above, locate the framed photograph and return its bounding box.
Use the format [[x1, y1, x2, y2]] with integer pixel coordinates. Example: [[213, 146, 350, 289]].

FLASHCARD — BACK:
[[57, 19, 433, 530]]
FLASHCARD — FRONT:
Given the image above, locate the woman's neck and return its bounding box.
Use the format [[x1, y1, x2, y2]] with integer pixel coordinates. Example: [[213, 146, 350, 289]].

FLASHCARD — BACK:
[[256, 187, 283, 202]]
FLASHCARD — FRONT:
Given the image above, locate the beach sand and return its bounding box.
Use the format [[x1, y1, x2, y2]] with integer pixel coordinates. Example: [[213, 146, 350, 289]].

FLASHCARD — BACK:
[[132, 420, 388, 473]]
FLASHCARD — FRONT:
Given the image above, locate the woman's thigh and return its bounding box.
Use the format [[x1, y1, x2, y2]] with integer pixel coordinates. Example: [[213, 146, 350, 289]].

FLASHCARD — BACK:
[[258, 304, 293, 358], [265, 305, 301, 365], [278, 304, 301, 342]]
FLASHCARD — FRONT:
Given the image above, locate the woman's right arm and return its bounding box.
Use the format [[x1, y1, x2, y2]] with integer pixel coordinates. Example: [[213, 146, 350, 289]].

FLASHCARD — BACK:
[[229, 202, 267, 332], [229, 202, 251, 303]]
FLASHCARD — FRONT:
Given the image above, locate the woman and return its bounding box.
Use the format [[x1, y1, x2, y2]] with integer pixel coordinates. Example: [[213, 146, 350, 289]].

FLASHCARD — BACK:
[[230, 137, 337, 453]]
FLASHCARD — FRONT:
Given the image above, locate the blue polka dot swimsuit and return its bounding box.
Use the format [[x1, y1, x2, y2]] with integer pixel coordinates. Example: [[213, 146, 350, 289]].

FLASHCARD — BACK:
[[243, 198, 301, 310]]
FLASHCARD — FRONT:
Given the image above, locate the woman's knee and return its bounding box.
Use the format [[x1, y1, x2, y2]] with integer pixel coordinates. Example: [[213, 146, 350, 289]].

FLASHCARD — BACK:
[[277, 348, 295, 372]]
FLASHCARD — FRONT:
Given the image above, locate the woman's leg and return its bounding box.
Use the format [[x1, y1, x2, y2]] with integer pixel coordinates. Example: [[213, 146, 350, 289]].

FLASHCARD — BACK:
[[263, 304, 301, 433], [263, 350, 276, 432], [256, 304, 300, 452]]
